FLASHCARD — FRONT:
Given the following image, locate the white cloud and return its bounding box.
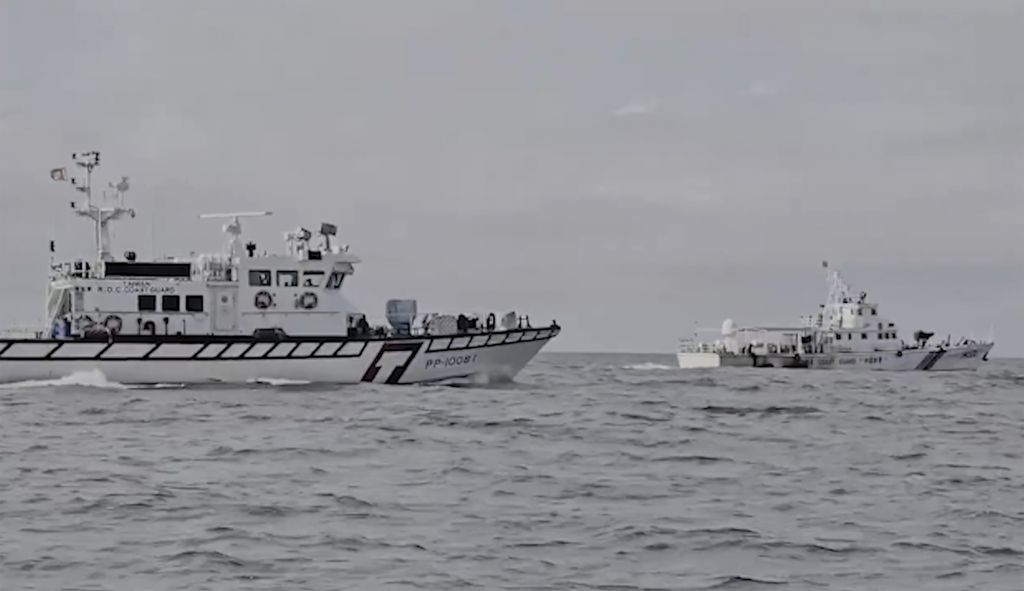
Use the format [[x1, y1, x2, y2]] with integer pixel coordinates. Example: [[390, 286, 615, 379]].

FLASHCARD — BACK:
[[612, 97, 660, 117]]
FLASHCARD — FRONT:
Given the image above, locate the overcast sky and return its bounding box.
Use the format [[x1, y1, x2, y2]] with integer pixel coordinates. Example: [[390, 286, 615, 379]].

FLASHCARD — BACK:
[[2, 1, 1022, 354]]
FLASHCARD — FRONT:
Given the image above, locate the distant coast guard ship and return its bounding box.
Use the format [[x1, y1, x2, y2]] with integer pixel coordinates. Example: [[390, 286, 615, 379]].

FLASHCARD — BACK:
[[677, 263, 993, 371]]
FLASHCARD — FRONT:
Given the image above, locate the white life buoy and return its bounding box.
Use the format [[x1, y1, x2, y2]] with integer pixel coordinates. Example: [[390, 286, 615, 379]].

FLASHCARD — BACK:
[[298, 291, 318, 310], [103, 315, 123, 335], [255, 290, 273, 310]]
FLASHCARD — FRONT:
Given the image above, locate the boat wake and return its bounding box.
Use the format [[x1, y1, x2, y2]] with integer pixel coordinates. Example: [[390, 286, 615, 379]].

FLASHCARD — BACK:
[[0, 369, 187, 391], [0, 369, 130, 391]]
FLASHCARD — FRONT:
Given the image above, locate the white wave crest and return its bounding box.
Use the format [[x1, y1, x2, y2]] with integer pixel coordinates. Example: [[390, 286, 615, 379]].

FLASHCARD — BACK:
[[132, 383, 187, 390], [247, 377, 312, 386], [622, 362, 675, 371], [0, 369, 130, 390]]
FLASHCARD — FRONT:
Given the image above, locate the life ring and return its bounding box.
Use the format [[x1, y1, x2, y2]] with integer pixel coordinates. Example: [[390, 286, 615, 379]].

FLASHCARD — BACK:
[[896, 350, 903, 357], [103, 315, 123, 335], [254, 290, 273, 310], [485, 313, 496, 331], [298, 291, 318, 310]]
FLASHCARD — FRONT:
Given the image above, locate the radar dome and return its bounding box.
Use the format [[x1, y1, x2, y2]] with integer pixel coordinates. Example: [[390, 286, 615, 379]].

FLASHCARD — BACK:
[[721, 318, 737, 335]]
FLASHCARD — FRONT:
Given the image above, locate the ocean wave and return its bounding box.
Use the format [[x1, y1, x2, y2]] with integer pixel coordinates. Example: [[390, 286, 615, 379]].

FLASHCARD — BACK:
[[755, 540, 880, 555], [651, 454, 734, 464], [700, 405, 821, 417], [701, 576, 786, 589], [314, 493, 377, 509], [890, 452, 928, 460], [686, 527, 762, 538], [891, 541, 974, 555], [165, 549, 254, 569]]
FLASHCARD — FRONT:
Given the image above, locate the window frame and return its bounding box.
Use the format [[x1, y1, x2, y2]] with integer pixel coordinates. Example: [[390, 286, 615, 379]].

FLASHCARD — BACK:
[[185, 295, 204, 313], [276, 270, 299, 288], [138, 294, 157, 312], [326, 271, 346, 289], [162, 294, 181, 312], [249, 270, 271, 287], [302, 270, 326, 287]]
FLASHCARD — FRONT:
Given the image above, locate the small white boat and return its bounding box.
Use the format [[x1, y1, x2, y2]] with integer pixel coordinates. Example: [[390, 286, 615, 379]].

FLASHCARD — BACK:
[[677, 264, 993, 371], [0, 152, 559, 385]]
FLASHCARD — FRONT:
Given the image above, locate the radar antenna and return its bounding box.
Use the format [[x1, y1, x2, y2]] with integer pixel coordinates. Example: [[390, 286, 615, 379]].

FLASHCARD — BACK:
[[199, 211, 273, 259]]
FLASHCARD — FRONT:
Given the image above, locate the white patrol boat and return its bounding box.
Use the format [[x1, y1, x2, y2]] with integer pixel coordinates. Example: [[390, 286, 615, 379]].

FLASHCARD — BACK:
[[677, 263, 993, 371], [0, 152, 559, 385]]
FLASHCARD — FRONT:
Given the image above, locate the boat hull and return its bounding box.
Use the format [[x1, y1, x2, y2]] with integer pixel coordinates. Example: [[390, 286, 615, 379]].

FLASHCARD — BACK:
[[0, 327, 559, 385], [678, 342, 992, 371], [803, 342, 993, 371]]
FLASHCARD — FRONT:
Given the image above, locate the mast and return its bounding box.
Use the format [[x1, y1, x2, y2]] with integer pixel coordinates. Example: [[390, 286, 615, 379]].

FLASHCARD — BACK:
[[67, 151, 135, 264], [821, 260, 852, 328]]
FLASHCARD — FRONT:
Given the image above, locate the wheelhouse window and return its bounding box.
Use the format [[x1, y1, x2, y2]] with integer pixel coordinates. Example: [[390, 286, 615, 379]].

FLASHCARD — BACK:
[[162, 295, 180, 312], [326, 271, 346, 289], [138, 295, 157, 311], [186, 295, 204, 312], [277, 270, 299, 287], [249, 270, 271, 286], [302, 271, 325, 287]]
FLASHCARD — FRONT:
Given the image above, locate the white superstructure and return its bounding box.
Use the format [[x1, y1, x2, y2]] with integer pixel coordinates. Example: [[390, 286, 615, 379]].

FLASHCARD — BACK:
[[0, 152, 559, 385], [677, 264, 993, 371]]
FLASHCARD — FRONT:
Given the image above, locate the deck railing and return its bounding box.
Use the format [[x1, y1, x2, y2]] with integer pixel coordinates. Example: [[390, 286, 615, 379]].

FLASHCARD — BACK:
[[0, 326, 45, 339], [678, 340, 720, 354]]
